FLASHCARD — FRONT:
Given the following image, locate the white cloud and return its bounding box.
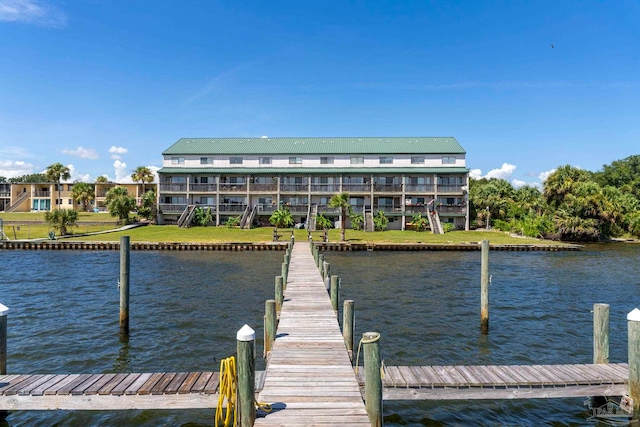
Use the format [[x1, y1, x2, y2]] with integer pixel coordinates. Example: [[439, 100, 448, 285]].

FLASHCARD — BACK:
[[471, 163, 517, 180], [538, 168, 556, 183], [65, 164, 92, 183], [0, 159, 36, 178], [486, 163, 516, 179], [469, 168, 482, 179], [62, 146, 99, 160], [0, 0, 67, 28], [113, 160, 131, 183], [109, 146, 128, 160]]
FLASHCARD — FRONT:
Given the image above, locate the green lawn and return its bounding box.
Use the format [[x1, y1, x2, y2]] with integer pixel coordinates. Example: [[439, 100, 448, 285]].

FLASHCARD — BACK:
[[59, 225, 566, 245], [0, 212, 569, 244]]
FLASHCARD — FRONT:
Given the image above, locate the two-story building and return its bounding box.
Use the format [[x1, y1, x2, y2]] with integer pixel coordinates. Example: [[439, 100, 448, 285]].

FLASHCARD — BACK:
[[1, 182, 154, 213], [157, 137, 469, 230]]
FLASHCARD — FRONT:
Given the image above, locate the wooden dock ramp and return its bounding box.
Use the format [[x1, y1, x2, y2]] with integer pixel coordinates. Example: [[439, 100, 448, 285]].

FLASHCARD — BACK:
[[255, 241, 371, 426]]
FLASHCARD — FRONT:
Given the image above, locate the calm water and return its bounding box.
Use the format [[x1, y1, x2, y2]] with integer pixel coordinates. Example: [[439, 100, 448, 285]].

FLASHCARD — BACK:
[[1, 244, 639, 426]]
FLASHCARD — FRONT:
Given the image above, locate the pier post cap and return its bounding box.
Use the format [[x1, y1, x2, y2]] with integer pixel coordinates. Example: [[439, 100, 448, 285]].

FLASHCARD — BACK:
[[628, 308, 640, 322], [237, 324, 256, 342], [362, 331, 381, 341], [0, 303, 8, 316]]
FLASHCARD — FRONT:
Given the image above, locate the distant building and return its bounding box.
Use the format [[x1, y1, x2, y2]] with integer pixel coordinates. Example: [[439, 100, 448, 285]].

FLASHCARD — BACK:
[[157, 137, 469, 230], [0, 182, 155, 213]]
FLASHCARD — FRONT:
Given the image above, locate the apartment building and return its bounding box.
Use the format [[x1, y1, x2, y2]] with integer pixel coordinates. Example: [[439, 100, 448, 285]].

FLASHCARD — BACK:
[[158, 137, 469, 231], [0, 182, 154, 213]]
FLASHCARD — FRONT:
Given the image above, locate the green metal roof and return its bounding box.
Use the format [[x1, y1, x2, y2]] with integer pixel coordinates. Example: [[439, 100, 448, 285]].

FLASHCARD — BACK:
[[158, 167, 468, 175], [162, 137, 465, 156]]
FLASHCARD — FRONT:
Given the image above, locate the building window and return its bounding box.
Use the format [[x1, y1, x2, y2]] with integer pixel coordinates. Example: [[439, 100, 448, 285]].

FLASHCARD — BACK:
[[379, 156, 393, 164], [442, 156, 456, 164], [411, 156, 425, 164], [200, 177, 209, 184], [289, 157, 303, 164], [68, 199, 73, 205], [200, 157, 213, 165], [320, 157, 334, 164], [230, 157, 243, 165], [259, 157, 272, 165], [350, 157, 364, 164], [171, 157, 185, 165], [67, 184, 74, 191]]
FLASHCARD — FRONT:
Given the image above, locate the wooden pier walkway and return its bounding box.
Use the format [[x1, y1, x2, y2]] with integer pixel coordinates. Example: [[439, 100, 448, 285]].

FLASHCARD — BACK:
[[255, 241, 371, 426], [0, 371, 220, 410], [367, 363, 628, 400]]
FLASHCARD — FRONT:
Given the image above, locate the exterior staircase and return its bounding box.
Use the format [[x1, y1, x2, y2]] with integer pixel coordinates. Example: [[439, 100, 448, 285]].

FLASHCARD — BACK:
[[5, 191, 30, 213], [177, 205, 196, 228], [364, 206, 374, 232], [427, 210, 443, 234], [307, 204, 318, 231], [241, 205, 258, 229]]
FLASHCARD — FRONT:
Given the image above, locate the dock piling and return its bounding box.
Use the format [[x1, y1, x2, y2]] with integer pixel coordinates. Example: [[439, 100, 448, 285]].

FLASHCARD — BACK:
[[264, 300, 276, 357], [237, 324, 256, 427], [0, 304, 7, 375], [119, 236, 130, 335], [343, 300, 354, 357], [275, 276, 284, 310], [330, 276, 340, 314], [363, 331, 383, 427], [480, 239, 489, 334], [593, 303, 610, 364], [281, 262, 288, 288]]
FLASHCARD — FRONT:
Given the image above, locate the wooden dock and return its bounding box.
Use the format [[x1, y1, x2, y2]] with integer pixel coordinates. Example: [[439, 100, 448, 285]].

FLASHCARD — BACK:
[[0, 372, 220, 410], [255, 241, 371, 426], [365, 363, 629, 400]]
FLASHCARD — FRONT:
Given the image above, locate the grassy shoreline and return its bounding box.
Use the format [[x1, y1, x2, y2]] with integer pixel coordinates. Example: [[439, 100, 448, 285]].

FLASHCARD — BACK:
[[0, 212, 576, 245]]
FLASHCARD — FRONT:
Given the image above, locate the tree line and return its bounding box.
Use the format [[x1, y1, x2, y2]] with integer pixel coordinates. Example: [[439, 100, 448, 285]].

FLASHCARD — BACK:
[[470, 155, 640, 241]]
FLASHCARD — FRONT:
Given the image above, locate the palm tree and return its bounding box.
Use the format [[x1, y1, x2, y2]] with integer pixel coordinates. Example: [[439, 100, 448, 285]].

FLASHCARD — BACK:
[[269, 207, 294, 228], [45, 162, 71, 210], [328, 192, 352, 241], [71, 182, 95, 212], [105, 187, 136, 222], [131, 166, 154, 201], [96, 175, 108, 184], [44, 208, 78, 236]]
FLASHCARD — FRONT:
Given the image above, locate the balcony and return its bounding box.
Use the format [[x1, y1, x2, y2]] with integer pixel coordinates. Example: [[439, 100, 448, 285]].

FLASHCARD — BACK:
[[285, 204, 309, 213], [33, 191, 50, 197], [405, 184, 435, 192], [256, 204, 276, 214], [190, 184, 217, 192], [218, 203, 247, 213], [437, 205, 467, 215], [350, 205, 365, 213], [192, 204, 217, 212], [219, 184, 247, 192], [315, 205, 339, 214], [343, 184, 371, 192], [280, 184, 309, 192], [159, 203, 187, 213], [374, 205, 403, 213], [437, 185, 464, 193], [373, 184, 402, 192], [310, 184, 340, 193], [404, 205, 428, 214], [250, 183, 278, 192], [160, 183, 187, 192]]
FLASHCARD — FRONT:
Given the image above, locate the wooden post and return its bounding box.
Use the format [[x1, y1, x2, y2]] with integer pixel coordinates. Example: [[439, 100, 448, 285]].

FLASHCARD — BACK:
[[363, 332, 383, 427], [264, 300, 276, 357], [275, 276, 284, 310], [284, 252, 290, 268], [119, 236, 130, 335], [0, 304, 8, 375], [343, 300, 354, 356], [323, 261, 330, 289], [593, 303, 609, 364], [318, 252, 324, 270], [628, 308, 640, 418], [480, 239, 489, 334], [236, 324, 256, 427], [281, 262, 288, 288], [330, 276, 340, 314]]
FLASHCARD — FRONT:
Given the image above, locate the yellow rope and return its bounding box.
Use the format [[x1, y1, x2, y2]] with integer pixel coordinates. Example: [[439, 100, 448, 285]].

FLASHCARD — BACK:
[[215, 356, 237, 427]]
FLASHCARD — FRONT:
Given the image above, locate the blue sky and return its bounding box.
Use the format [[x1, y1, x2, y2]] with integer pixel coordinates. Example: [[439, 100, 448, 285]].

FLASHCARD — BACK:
[[1, 0, 638, 186]]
